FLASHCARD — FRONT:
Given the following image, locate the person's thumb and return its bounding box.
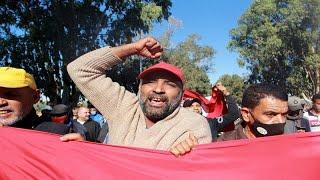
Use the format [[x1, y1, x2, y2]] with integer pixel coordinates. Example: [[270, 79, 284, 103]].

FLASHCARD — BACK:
[[60, 133, 84, 142]]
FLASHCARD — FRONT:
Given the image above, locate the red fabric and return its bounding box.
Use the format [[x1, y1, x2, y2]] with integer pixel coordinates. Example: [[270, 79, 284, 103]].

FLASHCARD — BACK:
[[138, 61, 185, 82], [183, 87, 227, 118], [1, 127, 320, 179]]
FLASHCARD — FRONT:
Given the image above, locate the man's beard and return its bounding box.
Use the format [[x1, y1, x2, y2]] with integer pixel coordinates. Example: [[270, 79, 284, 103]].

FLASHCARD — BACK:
[[0, 114, 23, 126], [139, 91, 182, 123]]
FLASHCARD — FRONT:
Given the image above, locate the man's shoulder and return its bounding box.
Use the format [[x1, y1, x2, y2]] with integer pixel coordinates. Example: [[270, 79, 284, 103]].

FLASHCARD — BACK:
[[217, 125, 247, 142], [38, 121, 69, 129], [86, 120, 100, 126], [178, 108, 207, 122], [35, 121, 70, 135], [176, 108, 210, 136]]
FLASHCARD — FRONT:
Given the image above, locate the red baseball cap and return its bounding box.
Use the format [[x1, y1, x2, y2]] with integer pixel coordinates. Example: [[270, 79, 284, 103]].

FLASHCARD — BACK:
[[138, 61, 185, 83]]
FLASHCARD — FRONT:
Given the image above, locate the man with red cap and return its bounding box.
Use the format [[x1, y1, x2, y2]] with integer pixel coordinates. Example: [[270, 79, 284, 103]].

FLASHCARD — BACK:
[[65, 37, 212, 156]]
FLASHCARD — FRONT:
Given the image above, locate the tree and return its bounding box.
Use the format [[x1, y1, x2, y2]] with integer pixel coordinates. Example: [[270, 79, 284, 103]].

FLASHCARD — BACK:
[[229, 0, 320, 98], [217, 74, 246, 104], [0, 0, 172, 105], [157, 27, 215, 95]]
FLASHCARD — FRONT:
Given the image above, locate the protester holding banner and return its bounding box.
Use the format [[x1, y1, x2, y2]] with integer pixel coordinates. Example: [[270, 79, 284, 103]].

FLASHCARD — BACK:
[[0, 67, 41, 129], [66, 37, 212, 156], [218, 83, 288, 141]]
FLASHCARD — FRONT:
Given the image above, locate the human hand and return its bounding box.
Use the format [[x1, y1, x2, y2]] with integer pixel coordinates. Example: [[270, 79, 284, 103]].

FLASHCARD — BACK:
[[133, 37, 163, 58], [60, 133, 85, 142], [297, 129, 306, 133], [169, 133, 198, 157], [215, 82, 230, 96]]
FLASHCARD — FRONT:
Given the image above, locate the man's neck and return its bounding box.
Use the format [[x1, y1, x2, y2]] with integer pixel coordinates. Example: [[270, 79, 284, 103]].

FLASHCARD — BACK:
[[145, 118, 155, 129], [310, 109, 320, 116], [77, 119, 86, 125], [243, 125, 256, 139]]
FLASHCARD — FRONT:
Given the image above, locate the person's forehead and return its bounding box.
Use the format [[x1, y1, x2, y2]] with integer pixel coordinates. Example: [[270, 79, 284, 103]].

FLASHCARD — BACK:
[[0, 86, 33, 94], [142, 70, 181, 83], [254, 97, 288, 112], [78, 107, 87, 111]]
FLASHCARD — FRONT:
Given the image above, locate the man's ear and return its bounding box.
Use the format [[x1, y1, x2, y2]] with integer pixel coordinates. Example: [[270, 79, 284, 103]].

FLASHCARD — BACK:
[[33, 89, 40, 103], [240, 107, 251, 123]]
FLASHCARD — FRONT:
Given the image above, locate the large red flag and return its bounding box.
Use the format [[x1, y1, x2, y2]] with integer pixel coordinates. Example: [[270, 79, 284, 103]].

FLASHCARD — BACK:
[[0, 127, 320, 179]]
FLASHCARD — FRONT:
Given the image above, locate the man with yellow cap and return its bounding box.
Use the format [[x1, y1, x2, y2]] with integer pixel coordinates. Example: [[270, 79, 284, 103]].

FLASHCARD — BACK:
[[0, 67, 40, 128]]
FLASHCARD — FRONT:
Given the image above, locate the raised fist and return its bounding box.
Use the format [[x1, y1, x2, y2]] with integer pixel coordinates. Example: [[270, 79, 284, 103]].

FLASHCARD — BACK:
[[133, 37, 163, 58]]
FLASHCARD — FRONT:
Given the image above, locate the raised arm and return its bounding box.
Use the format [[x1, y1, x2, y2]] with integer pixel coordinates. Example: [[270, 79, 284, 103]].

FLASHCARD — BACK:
[[67, 37, 163, 124]]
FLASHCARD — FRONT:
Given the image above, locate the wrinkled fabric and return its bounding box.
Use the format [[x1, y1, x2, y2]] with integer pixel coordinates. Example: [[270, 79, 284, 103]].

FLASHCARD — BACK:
[[0, 127, 320, 180], [183, 87, 227, 118]]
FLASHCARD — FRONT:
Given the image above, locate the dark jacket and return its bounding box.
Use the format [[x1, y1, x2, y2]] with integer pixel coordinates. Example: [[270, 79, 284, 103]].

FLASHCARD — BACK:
[[97, 122, 109, 143], [35, 118, 88, 137], [217, 125, 248, 142], [35, 121, 70, 135], [76, 119, 101, 142], [207, 95, 240, 141]]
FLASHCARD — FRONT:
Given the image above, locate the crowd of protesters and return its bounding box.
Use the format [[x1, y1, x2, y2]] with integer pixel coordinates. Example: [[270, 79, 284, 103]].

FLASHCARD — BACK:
[[0, 37, 319, 157]]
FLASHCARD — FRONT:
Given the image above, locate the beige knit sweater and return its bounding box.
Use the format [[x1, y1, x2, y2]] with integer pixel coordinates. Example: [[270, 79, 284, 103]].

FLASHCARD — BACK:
[[67, 47, 212, 150]]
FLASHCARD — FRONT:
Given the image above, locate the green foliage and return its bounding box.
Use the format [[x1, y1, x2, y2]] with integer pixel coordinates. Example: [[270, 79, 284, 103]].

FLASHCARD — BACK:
[[159, 32, 215, 95], [0, 0, 172, 105], [229, 0, 320, 97], [217, 74, 246, 104]]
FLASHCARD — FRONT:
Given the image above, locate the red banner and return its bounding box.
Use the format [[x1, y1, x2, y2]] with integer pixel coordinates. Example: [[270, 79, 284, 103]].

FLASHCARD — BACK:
[[0, 127, 320, 179]]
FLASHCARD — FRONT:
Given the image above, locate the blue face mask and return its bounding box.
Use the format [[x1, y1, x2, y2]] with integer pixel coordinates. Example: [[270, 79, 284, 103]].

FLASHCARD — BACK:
[[90, 111, 97, 116]]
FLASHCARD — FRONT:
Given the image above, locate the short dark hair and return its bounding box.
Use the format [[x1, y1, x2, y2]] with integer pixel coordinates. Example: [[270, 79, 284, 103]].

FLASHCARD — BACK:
[[241, 83, 288, 109], [183, 98, 201, 107], [312, 94, 320, 102]]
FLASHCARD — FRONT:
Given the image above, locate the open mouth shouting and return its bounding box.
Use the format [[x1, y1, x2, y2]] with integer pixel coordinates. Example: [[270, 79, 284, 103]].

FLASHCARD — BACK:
[[0, 109, 13, 118], [148, 95, 168, 108]]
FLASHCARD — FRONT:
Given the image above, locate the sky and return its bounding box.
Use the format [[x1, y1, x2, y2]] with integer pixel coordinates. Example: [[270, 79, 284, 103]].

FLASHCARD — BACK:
[[151, 0, 253, 84]]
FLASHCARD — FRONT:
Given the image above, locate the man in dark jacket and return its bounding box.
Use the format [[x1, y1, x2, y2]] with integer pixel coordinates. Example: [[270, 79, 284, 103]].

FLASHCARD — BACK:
[[0, 67, 40, 128], [218, 83, 288, 141], [75, 107, 101, 142]]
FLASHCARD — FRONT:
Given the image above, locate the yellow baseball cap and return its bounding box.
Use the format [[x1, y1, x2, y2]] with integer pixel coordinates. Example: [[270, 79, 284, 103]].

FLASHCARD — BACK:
[[0, 67, 37, 90]]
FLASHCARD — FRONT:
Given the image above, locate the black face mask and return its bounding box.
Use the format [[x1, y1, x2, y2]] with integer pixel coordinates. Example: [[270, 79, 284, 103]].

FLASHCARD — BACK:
[[249, 112, 286, 137], [251, 121, 286, 137]]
